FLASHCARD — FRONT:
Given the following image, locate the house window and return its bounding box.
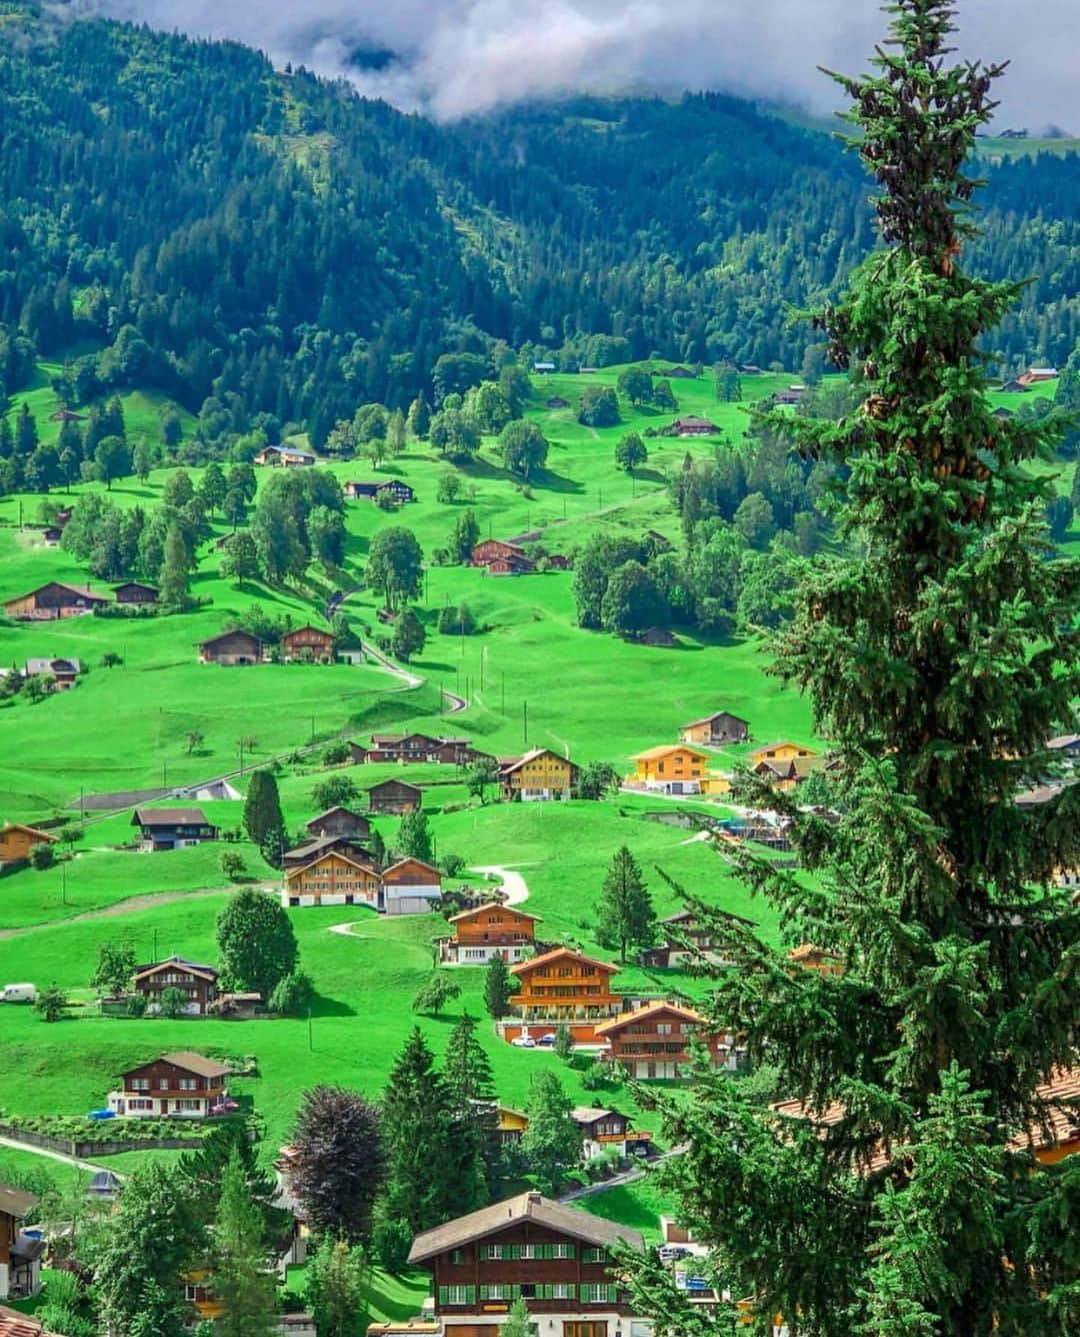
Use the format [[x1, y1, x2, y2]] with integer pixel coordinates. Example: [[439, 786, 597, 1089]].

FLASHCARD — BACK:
[[129, 1098, 153, 1111], [184, 1284, 201, 1302], [551, 1284, 576, 1300], [657, 1023, 672, 1036], [519, 1243, 539, 1259], [552, 1243, 575, 1259], [451, 1248, 467, 1265], [158, 1078, 169, 1089], [130, 1078, 150, 1091], [580, 1284, 616, 1305], [442, 1285, 475, 1305], [175, 1098, 202, 1111], [178, 1078, 197, 1090], [582, 1247, 607, 1264]]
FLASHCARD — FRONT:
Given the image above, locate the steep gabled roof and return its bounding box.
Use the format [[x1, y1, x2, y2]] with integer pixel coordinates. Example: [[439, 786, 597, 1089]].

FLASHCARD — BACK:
[[131, 807, 211, 827], [500, 747, 574, 774], [633, 744, 708, 762], [157, 1052, 231, 1078], [0, 823, 58, 844], [134, 956, 218, 983], [0, 1185, 38, 1219], [594, 999, 704, 1037], [448, 901, 542, 924], [511, 946, 618, 977], [407, 1192, 643, 1263], [284, 848, 379, 880], [680, 710, 748, 730]]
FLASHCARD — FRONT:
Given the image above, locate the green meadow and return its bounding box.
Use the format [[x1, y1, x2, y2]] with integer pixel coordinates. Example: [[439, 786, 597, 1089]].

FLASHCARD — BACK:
[[0, 362, 1058, 1238]]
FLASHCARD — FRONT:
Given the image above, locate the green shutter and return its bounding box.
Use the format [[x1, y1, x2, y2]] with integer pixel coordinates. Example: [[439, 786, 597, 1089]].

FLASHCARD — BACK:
[[543, 1244, 553, 1260], [543, 1285, 552, 1300], [608, 1285, 618, 1303], [511, 1244, 521, 1260], [467, 1287, 476, 1305], [579, 1284, 590, 1303], [513, 1284, 521, 1299], [566, 1244, 575, 1258], [439, 1287, 449, 1305], [480, 1286, 489, 1301]]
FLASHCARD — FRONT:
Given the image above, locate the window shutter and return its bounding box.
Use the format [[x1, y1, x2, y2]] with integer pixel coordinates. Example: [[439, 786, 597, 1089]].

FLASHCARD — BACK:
[[566, 1244, 575, 1258], [543, 1285, 552, 1300], [438, 1287, 449, 1305], [511, 1244, 521, 1260], [513, 1284, 521, 1299], [608, 1284, 618, 1303], [579, 1284, 589, 1303], [543, 1243, 553, 1260], [480, 1286, 489, 1301], [467, 1286, 476, 1305]]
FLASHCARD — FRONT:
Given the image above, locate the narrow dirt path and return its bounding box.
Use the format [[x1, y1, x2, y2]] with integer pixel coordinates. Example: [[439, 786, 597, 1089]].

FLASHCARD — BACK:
[[0, 1134, 120, 1178], [469, 865, 533, 905]]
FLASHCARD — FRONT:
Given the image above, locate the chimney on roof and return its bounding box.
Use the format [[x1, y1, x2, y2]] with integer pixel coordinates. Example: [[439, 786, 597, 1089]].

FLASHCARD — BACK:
[[527, 1192, 542, 1203]]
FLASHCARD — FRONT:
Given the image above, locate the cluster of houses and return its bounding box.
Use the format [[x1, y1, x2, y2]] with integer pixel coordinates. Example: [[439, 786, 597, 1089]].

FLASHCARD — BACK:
[[197, 624, 336, 666], [3, 580, 158, 621], [1000, 366, 1058, 393], [280, 803, 441, 915], [469, 539, 569, 576], [99, 955, 262, 1021]]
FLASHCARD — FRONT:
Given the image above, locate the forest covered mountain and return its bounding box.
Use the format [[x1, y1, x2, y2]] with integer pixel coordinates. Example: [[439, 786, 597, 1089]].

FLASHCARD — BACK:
[[2, 0, 1080, 445]]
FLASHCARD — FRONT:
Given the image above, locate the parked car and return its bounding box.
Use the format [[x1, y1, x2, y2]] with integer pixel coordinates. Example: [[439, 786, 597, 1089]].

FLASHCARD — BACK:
[[658, 1245, 691, 1263], [536, 1033, 557, 1047], [209, 1098, 240, 1116], [87, 1109, 116, 1121], [511, 1035, 536, 1048], [1, 983, 37, 1003]]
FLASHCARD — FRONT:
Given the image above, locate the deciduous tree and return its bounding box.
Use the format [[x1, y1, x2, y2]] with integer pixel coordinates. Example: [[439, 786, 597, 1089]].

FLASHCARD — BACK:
[[216, 887, 298, 999], [290, 1086, 384, 1242]]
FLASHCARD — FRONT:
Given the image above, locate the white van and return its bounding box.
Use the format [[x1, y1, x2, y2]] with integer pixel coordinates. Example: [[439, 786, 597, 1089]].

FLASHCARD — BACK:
[[1, 983, 37, 1003]]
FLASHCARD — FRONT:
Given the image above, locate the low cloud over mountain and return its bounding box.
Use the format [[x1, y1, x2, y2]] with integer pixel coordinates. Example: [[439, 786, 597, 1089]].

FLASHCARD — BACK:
[[68, 1, 1075, 128]]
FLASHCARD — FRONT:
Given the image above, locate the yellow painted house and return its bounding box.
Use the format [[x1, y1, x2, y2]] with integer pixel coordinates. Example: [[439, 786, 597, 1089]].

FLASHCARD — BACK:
[[750, 741, 818, 768], [495, 1105, 529, 1143], [499, 747, 579, 800], [631, 744, 709, 794]]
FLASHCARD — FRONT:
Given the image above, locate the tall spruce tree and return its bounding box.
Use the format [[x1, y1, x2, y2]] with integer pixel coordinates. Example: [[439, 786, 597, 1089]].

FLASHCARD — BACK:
[[243, 768, 287, 865], [444, 1012, 499, 1197], [625, 5, 1080, 1335], [210, 1147, 277, 1337], [595, 845, 655, 962]]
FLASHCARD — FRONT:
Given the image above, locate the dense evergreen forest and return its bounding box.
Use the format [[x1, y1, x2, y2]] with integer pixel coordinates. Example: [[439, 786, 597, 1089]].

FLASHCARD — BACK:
[[1, 0, 1080, 447]]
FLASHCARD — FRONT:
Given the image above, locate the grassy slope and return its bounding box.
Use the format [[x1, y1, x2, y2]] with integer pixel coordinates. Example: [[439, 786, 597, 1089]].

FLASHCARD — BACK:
[[0, 365, 1060, 1225]]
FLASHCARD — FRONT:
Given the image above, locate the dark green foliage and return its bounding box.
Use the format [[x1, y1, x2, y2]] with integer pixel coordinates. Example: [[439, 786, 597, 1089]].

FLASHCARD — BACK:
[[158, 523, 191, 608], [312, 776, 360, 811], [391, 608, 426, 663], [626, 7, 1080, 1334], [395, 809, 433, 863], [380, 1028, 480, 1232], [306, 1237, 368, 1337], [216, 887, 298, 998], [499, 419, 548, 479], [614, 431, 647, 472], [599, 560, 667, 638], [437, 601, 477, 636], [366, 527, 423, 610], [577, 385, 620, 427], [91, 1162, 197, 1337], [465, 756, 500, 803], [268, 969, 315, 1017], [242, 770, 287, 864], [28, 841, 56, 870], [211, 1147, 277, 1337], [484, 955, 514, 1019], [372, 1218, 412, 1275], [34, 986, 67, 1022], [574, 761, 622, 800], [521, 1071, 580, 1195], [290, 1086, 385, 1242], [595, 845, 654, 962]]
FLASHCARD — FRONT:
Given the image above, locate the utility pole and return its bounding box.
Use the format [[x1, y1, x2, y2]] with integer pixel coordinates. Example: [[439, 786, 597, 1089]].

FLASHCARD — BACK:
[[152, 926, 159, 961], [501, 673, 506, 714], [60, 863, 67, 906], [308, 1006, 313, 1052], [522, 700, 528, 745]]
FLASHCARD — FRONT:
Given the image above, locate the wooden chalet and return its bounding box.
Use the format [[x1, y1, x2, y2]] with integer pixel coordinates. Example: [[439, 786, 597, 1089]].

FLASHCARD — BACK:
[[640, 908, 749, 968], [281, 625, 335, 663], [306, 806, 371, 840], [595, 1000, 727, 1080], [381, 858, 442, 915], [679, 710, 749, 746], [131, 807, 219, 852], [438, 902, 542, 965], [508, 948, 621, 1042], [108, 1051, 232, 1118], [113, 581, 159, 605], [132, 956, 219, 1016], [282, 831, 373, 869], [197, 629, 264, 665], [670, 415, 720, 437], [788, 943, 843, 976], [0, 824, 58, 868], [407, 1191, 645, 1332], [570, 1107, 650, 1160], [1001, 379, 1030, 394], [367, 778, 422, 814], [344, 479, 415, 503], [24, 657, 80, 691], [0, 1185, 41, 1301], [498, 748, 579, 801], [353, 733, 489, 766], [1018, 367, 1057, 386], [3, 582, 108, 621], [282, 849, 381, 909], [750, 740, 817, 768], [470, 539, 535, 575], [754, 751, 824, 791], [630, 744, 708, 794], [0, 1306, 50, 1337], [253, 445, 315, 467]]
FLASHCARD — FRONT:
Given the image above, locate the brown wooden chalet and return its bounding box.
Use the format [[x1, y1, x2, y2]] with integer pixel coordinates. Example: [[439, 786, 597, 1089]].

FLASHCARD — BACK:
[[254, 445, 315, 467], [24, 657, 80, 691], [132, 956, 219, 1016], [344, 479, 415, 503], [366, 778, 422, 814], [669, 415, 720, 437], [0, 824, 58, 868], [3, 582, 109, 621], [282, 848, 382, 909], [509, 949, 622, 1043], [381, 858, 442, 915], [281, 625, 335, 663], [131, 807, 219, 852], [113, 581, 159, 605], [438, 902, 543, 965], [640, 907, 749, 968], [570, 1107, 650, 1160], [470, 539, 535, 575], [679, 710, 749, 746], [306, 806, 371, 841], [108, 1051, 231, 1118], [282, 833, 374, 872], [352, 733, 489, 765], [197, 630, 263, 665], [498, 749, 578, 802], [594, 1000, 728, 1080], [0, 1184, 41, 1301], [408, 1191, 645, 1333]]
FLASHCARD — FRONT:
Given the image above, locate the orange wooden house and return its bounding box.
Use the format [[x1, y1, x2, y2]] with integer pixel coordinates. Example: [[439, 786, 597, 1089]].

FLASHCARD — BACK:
[[438, 902, 542, 965], [630, 744, 709, 794], [506, 947, 621, 1043], [788, 944, 843, 977], [595, 1000, 728, 1080], [281, 850, 381, 909], [0, 824, 57, 867]]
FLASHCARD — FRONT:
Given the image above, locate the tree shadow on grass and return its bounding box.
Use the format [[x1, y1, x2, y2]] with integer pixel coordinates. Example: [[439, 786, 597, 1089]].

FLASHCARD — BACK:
[[310, 992, 356, 1019]]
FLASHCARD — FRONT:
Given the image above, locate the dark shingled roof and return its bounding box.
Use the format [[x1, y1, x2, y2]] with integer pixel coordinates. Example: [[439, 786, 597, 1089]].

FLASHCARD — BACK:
[[131, 807, 211, 827], [0, 1185, 38, 1218], [407, 1192, 644, 1263]]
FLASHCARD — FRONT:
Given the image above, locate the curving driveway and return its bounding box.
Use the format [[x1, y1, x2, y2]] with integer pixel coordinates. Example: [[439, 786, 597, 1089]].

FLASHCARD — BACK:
[[469, 864, 532, 906]]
